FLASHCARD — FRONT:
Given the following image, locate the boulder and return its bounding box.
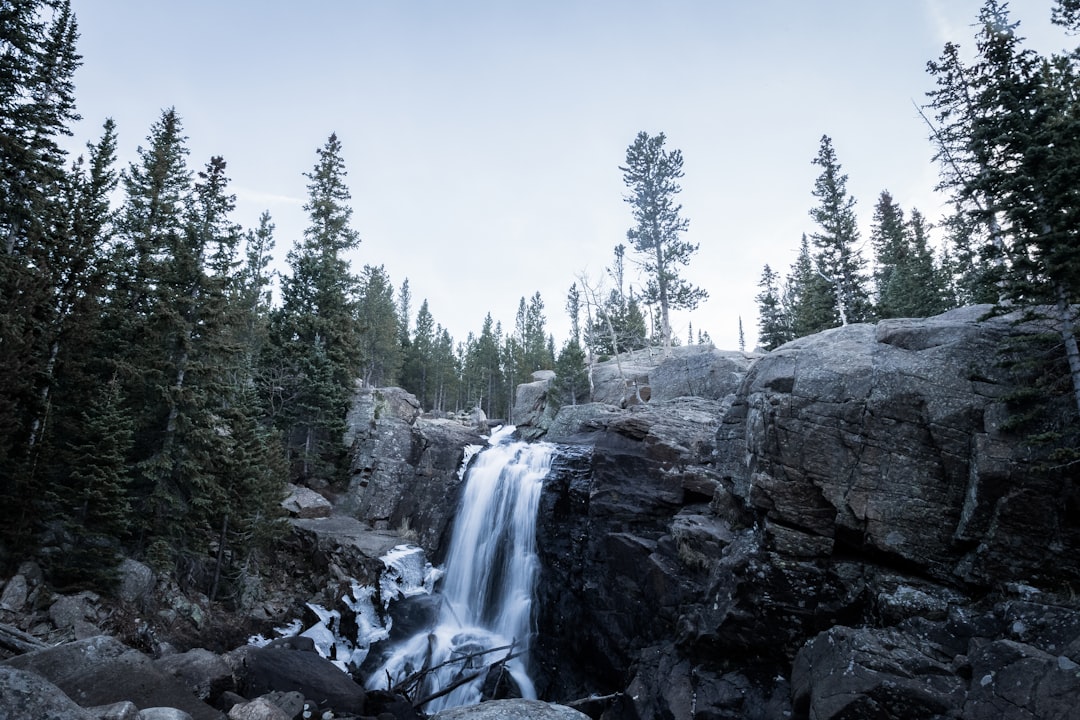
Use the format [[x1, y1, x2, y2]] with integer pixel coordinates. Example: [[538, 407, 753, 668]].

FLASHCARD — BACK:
[[0, 574, 29, 613], [280, 484, 332, 519], [647, 345, 755, 402], [236, 644, 366, 715], [154, 648, 235, 703], [116, 558, 155, 605], [1, 635, 222, 720], [225, 697, 290, 720], [430, 699, 590, 719], [0, 665, 94, 720], [512, 371, 556, 438], [86, 701, 141, 720]]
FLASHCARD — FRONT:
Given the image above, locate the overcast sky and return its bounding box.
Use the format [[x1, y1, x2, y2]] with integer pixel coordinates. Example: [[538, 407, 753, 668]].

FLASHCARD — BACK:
[[65, 1, 1068, 351]]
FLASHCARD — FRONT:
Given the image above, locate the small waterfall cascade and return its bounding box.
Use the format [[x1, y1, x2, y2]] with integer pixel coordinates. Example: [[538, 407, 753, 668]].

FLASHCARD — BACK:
[[367, 425, 554, 712]]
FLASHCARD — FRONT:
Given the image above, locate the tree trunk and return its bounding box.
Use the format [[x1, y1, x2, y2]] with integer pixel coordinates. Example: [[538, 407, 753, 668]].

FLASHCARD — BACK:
[[1054, 283, 1080, 419]]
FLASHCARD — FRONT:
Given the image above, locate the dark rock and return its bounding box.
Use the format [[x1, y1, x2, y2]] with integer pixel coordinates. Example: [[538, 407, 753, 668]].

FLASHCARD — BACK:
[[1, 635, 222, 720], [342, 386, 484, 556], [791, 625, 967, 719], [0, 665, 95, 719], [964, 639, 1080, 720], [154, 648, 235, 703], [237, 644, 366, 715], [364, 690, 423, 720]]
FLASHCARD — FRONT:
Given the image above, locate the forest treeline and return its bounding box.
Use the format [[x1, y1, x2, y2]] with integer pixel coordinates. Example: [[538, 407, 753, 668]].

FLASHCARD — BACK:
[[0, 0, 709, 594], [2, 0, 1078, 597]]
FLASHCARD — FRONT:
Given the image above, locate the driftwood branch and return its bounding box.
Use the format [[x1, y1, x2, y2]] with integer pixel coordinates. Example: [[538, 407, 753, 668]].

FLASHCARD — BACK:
[[412, 649, 525, 710], [565, 692, 624, 709], [0, 622, 48, 655], [390, 641, 518, 695]]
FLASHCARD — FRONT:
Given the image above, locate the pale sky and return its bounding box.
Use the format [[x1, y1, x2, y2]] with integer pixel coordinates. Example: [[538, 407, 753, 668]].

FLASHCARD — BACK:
[[65, 1, 1067, 351]]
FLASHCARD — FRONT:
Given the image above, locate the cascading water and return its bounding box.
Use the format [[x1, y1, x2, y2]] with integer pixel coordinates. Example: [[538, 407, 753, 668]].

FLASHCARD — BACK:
[[367, 425, 554, 712]]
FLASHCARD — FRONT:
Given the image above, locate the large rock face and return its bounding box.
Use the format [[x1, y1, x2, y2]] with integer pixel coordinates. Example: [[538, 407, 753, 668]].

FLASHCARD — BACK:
[[717, 306, 1078, 589], [528, 307, 1080, 720], [340, 386, 485, 556]]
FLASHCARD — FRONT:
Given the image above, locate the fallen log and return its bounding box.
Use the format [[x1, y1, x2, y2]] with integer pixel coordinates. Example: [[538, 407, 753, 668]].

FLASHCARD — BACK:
[[0, 622, 48, 655]]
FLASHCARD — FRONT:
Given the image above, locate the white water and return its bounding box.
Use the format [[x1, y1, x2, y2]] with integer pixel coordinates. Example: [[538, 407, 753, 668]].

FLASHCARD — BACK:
[[367, 426, 554, 712]]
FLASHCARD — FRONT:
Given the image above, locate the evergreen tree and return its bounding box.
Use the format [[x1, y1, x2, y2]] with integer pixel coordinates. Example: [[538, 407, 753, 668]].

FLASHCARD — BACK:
[[926, 0, 1080, 414], [271, 133, 363, 484], [756, 264, 792, 350], [0, 0, 84, 546], [808, 135, 872, 326], [566, 283, 582, 345], [785, 234, 836, 338], [871, 193, 951, 319], [620, 131, 707, 351], [356, 265, 403, 387], [46, 375, 133, 589], [461, 314, 505, 418], [552, 339, 590, 408], [403, 299, 435, 408]]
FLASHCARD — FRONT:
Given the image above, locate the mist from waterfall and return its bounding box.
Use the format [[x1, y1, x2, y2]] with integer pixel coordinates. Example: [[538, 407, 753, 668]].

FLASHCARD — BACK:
[[367, 426, 554, 712]]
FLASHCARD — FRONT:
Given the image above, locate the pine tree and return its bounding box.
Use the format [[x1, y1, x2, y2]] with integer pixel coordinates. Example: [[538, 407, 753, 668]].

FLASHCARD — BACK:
[[620, 131, 707, 351], [0, 0, 83, 546], [403, 299, 435, 409], [272, 133, 363, 484], [808, 135, 872, 326], [553, 339, 590, 408], [785, 234, 836, 338], [356, 264, 403, 387], [46, 375, 133, 590], [756, 264, 792, 351], [926, 0, 1080, 415]]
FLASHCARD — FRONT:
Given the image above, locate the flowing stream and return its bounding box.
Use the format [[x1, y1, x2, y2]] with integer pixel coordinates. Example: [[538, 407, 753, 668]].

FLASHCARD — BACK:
[[367, 426, 554, 712]]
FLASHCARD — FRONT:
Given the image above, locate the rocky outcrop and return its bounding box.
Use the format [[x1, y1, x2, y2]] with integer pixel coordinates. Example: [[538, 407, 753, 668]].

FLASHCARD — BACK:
[[529, 307, 1080, 720], [341, 386, 486, 556]]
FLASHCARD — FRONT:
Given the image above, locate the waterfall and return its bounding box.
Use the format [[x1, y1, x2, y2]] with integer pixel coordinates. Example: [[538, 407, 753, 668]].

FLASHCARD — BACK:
[[367, 425, 554, 712]]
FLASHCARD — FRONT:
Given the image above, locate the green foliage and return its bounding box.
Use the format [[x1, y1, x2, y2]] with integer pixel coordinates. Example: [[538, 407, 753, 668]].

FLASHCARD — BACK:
[[755, 264, 792, 351], [808, 135, 872, 326], [925, 0, 1080, 416], [872, 194, 952, 318], [356, 265, 403, 387], [271, 133, 363, 484], [552, 339, 590, 409], [621, 131, 707, 349], [785, 234, 836, 338]]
